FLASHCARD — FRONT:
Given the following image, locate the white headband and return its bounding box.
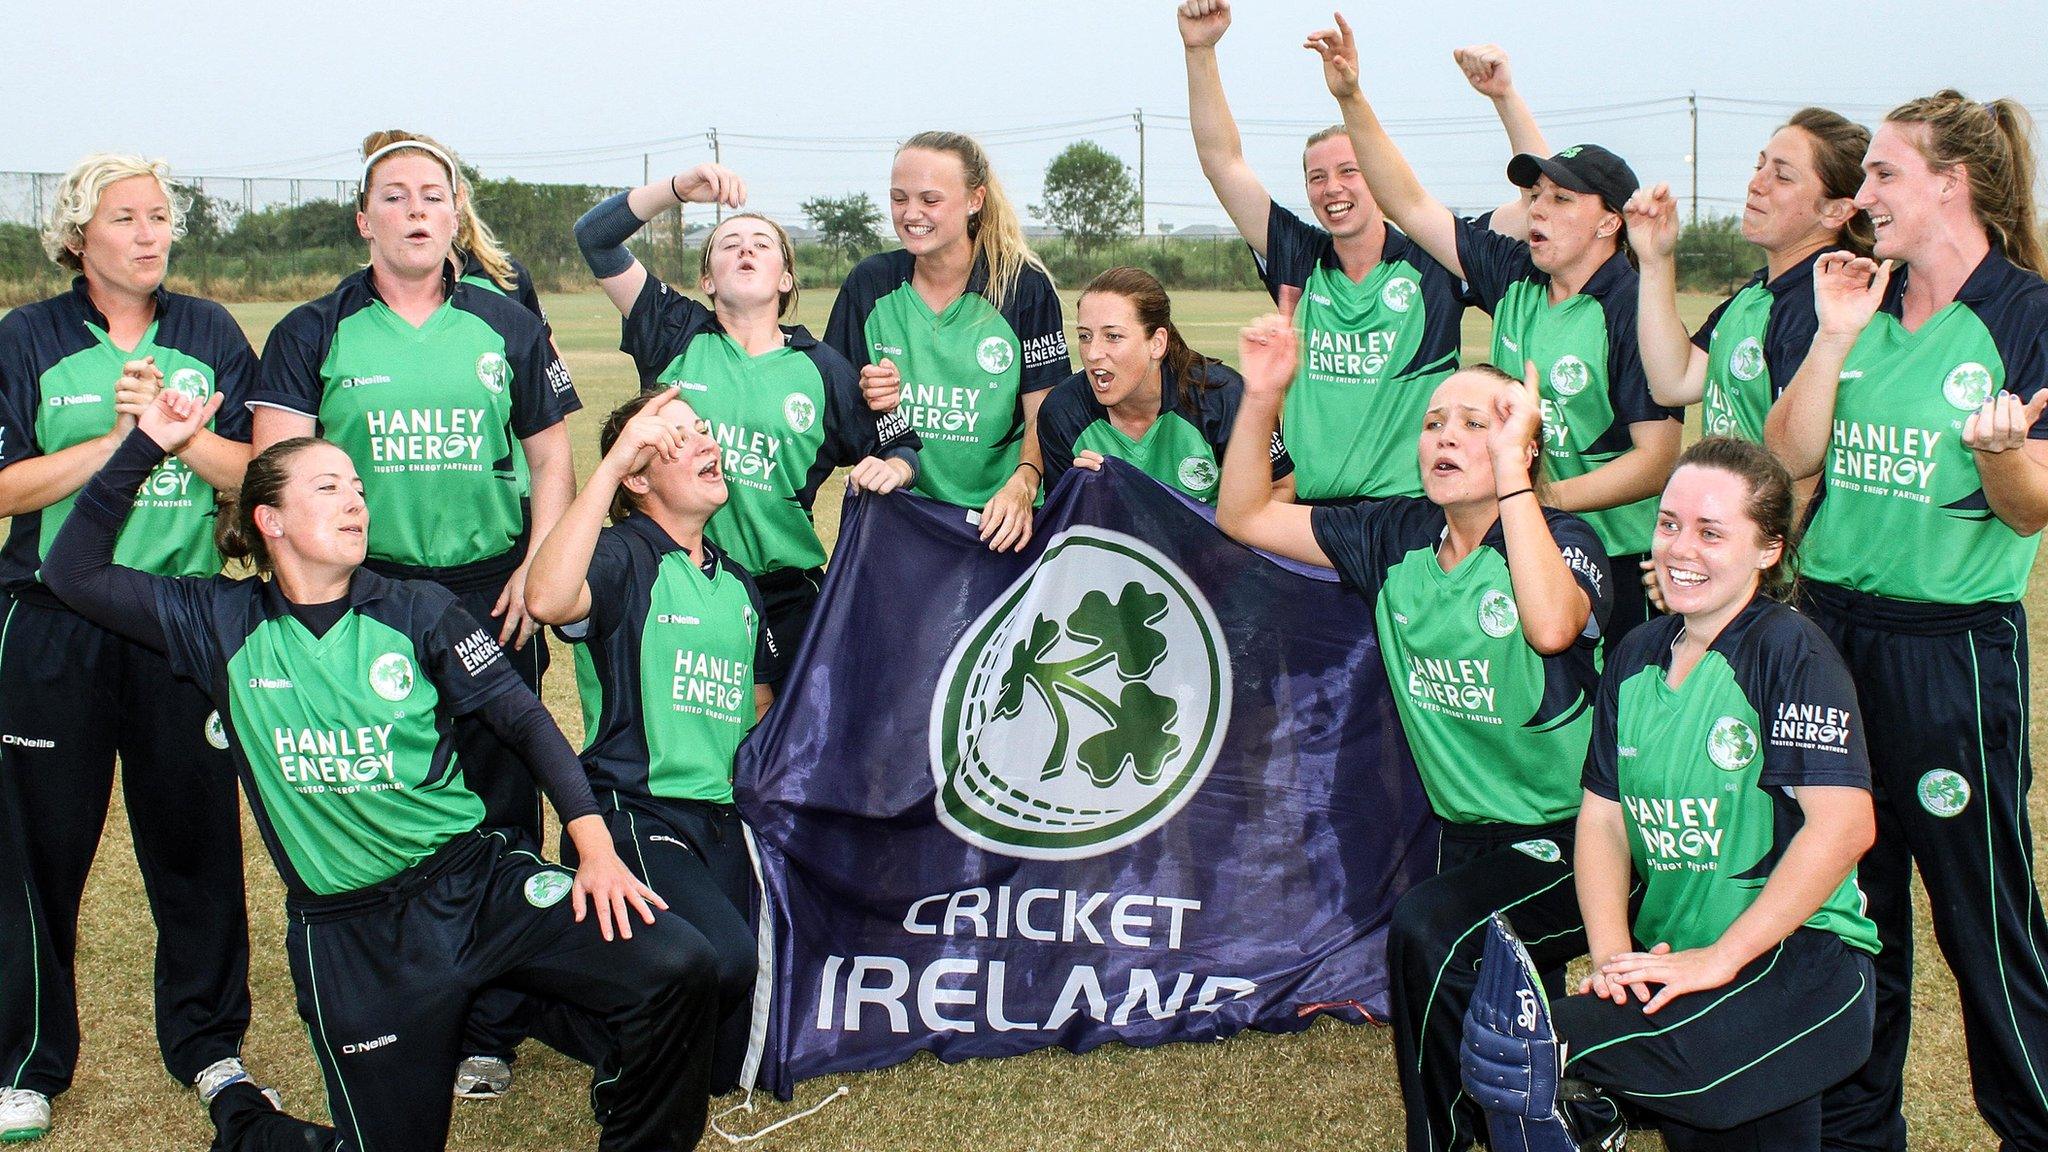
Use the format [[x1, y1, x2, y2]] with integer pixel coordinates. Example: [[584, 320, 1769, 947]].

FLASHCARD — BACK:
[[361, 140, 458, 190]]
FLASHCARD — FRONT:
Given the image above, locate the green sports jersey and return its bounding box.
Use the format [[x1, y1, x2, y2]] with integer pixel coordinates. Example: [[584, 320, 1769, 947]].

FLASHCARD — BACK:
[[0, 281, 255, 593], [250, 266, 574, 577], [1312, 497, 1611, 825], [1457, 220, 1678, 557], [621, 277, 916, 576], [1259, 204, 1462, 499], [1690, 256, 1821, 442], [460, 253, 583, 499], [154, 570, 532, 897], [826, 250, 1068, 508], [574, 516, 778, 804], [1036, 360, 1291, 504], [1802, 252, 2048, 603], [1587, 598, 1879, 955]]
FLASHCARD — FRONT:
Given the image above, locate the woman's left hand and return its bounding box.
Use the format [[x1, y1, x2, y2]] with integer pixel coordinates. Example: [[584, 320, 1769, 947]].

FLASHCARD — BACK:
[[979, 471, 1036, 552], [567, 846, 669, 943], [1963, 390, 2048, 455], [493, 562, 539, 650], [1072, 450, 1106, 472], [1598, 942, 1741, 1013], [847, 455, 913, 495]]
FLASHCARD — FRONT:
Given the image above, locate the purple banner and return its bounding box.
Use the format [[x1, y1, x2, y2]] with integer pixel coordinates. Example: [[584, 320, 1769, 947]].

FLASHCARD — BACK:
[[736, 460, 1436, 1097]]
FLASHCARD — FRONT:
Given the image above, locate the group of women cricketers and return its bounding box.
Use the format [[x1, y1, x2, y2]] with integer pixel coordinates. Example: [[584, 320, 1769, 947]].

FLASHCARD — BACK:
[[0, 2, 2042, 1149]]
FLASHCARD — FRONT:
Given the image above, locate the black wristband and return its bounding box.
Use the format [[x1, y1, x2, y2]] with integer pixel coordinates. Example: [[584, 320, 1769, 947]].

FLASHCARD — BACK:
[[671, 174, 684, 202], [1497, 487, 1535, 503], [1016, 461, 1043, 480]]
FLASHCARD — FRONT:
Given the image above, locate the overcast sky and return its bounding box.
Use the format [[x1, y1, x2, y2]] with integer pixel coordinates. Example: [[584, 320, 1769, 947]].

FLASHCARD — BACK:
[[5, 0, 2044, 230]]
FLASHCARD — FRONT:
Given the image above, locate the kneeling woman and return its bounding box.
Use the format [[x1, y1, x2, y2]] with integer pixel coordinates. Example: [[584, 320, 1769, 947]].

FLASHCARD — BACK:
[[1216, 316, 1610, 1152], [1555, 437, 1878, 1150], [1038, 266, 1293, 502], [526, 388, 781, 1095], [47, 391, 724, 1152]]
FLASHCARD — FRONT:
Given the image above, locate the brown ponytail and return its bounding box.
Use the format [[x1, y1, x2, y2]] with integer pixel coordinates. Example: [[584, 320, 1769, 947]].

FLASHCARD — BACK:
[[217, 438, 328, 575], [1784, 108, 1874, 256], [1887, 91, 2046, 276], [1079, 266, 1218, 410]]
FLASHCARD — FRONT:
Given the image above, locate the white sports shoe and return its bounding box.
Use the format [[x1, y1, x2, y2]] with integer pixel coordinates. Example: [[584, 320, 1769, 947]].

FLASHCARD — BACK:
[[452, 1055, 513, 1100], [193, 1057, 280, 1110], [0, 1088, 51, 1143]]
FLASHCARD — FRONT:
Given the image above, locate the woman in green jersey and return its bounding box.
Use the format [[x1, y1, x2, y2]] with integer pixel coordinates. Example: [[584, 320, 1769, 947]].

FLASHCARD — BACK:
[[1217, 315, 1611, 1152], [50, 390, 724, 1152], [1629, 110, 1870, 442], [1310, 14, 1681, 648], [527, 387, 780, 1095], [1038, 266, 1292, 503], [572, 163, 919, 653], [1533, 437, 1880, 1151], [826, 131, 1069, 551], [0, 154, 260, 1143], [1764, 91, 2048, 1151]]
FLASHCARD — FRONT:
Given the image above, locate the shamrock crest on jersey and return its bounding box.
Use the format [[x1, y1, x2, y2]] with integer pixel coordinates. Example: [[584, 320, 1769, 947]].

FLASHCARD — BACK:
[[1381, 276, 1418, 313], [369, 652, 416, 703], [1706, 715, 1758, 771], [782, 392, 816, 434], [167, 366, 213, 399], [1548, 355, 1591, 398], [1177, 456, 1218, 493], [1477, 589, 1520, 639], [523, 869, 573, 908], [1728, 337, 1766, 383], [1942, 362, 1995, 411], [475, 351, 509, 395], [931, 528, 1230, 859], [976, 335, 1016, 375], [204, 710, 229, 750], [1917, 768, 1971, 817]]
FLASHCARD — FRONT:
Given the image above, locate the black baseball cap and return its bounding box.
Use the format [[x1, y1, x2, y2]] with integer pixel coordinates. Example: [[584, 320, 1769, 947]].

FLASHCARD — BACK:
[[1507, 145, 1640, 215]]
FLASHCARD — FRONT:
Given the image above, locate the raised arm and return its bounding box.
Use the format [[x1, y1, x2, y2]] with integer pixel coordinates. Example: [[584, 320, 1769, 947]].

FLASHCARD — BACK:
[[574, 165, 748, 315], [1216, 315, 1329, 565], [1453, 43, 1550, 239], [1310, 15, 1464, 276], [44, 390, 224, 651], [1626, 184, 1710, 406], [1491, 371, 1591, 653], [526, 386, 683, 626], [1179, 0, 1275, 254], [1765, 253, 1891, 479]]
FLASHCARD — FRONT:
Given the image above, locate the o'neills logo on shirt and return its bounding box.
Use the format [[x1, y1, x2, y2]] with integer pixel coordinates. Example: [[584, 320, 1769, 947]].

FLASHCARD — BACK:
[[272, 725, 397, 791], [1772, 702, 1851, 753]]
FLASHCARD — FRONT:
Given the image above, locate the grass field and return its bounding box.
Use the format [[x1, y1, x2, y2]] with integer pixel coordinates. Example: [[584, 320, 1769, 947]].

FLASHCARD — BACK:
[[32, 287, 2048, 1151]]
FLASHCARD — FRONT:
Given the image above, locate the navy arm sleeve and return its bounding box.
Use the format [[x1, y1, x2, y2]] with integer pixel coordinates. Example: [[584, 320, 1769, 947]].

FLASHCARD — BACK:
[[1544, 509, 1614, 639], [578, 531, 635, 643], [618, 275, 714, 387], [43, 431, 178, 652], [1257, 200, 1328, 308], [823, 272, 874, 372], [1762, 291, 1819, 401], [1754, 617, 1872, 791], [247, 303, 331, 419], [1601, 293, 1681, 426], [735, 563, 786, 686], [1307, 499, 1401, 602], [507, 313, 570, 440], [1581, 648, 1628, 800], [1013, 271, 1071, 395], [1690, 293, 1735, 354], [201, 301, 258, 443], [474, 689, 601, 826], [1034, 376, 1091, 488], [0, 313, 41, 469], [1452, 215, 1537, 315]]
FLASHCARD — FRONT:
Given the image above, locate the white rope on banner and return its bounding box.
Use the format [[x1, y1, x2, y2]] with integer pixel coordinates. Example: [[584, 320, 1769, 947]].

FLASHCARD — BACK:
[[710, 822, 851, 1143]]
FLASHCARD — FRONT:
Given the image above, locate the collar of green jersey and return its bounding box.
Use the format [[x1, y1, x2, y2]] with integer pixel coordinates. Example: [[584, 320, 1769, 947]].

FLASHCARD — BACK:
[[68, 275, 171, 330], [621, 512, 727, 578]]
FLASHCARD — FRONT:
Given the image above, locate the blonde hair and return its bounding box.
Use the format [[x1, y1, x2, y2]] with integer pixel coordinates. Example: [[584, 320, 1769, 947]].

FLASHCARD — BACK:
[[1886, 91, 2045, 276], [41, 154, 186, 271], [1302, 124, 1348, 169], [899, 131, 1047, 308], [698, 212, 800, 320], [358, 130, 519, 291]]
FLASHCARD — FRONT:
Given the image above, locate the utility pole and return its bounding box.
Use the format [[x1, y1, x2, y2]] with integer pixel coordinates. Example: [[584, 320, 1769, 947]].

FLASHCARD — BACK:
[[1134, 108, 1147, 236], [643, 152, 650, 186], [1688, 91, 1700, 225], [708, 128, 723, 224]]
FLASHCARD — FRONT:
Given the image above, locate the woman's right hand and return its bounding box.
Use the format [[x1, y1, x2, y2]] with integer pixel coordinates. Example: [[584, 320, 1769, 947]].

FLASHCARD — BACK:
[[1177, 0, 1231, 48], [1623, 183, 1682, 262], [1813, 252, 1895, 343], [1237, 314, 1298, 403], [601, 386, 684, 476], [136, 385, 223, 455], [670, 164, 747, 209], [860, 357, 903, 411]]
